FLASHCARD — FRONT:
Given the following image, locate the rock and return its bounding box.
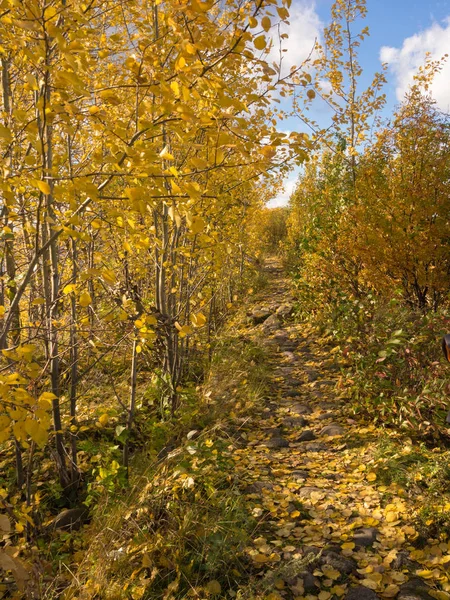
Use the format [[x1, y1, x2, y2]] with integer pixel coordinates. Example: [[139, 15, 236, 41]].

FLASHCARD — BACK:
[[298, 345, 311, 353], [251, 308, 272, 324], [304, 442, 328, 452], [321, 550, 357, 575], [346, 586, 379, 600], [305, 369, 319, 382], [276, 303, 294, 318], [322, 472, 340, 480], [282, 342, 298, 350], [291, 470, 309, 480], [301, 572, 320, 593], [47, 507, 89, 531], [392, 551, 421, 572], [302, 545, 321, 557], [398, 578, 435, 600], [325, 363, 341, 372], [243, 481, 274, 494], [273, 332, 289, 342], [265, 437, 290, 449], [296, 430, 316, 442], [262, 314, 281, 332], [298, 486, 323, 498], [317, 412, 337, 421], [290, 403, 313, 415], [266, 427, 283, 437], [282, 416, 307, 428], [281, 351, 297, 363], [353, 527, 379, 547], [320, 423, 345, 436], [317, 402, 336, 410], [284, 389, 302, 398]]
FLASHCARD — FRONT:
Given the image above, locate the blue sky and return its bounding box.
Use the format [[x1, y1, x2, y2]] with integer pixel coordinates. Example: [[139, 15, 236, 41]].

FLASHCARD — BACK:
[[268, 0, 450, 206]]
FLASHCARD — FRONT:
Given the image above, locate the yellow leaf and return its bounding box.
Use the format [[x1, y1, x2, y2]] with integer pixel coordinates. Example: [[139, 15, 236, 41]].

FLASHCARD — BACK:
[[254, 35, 266, 51], [63, 284, 77, 295], [13, 421, 26, 442], [261, 16, 271, 31], [177, 324, 192, 338], [98, 413, 109, 426], [383, 585, 400, 598], [175, 55, 186, 70], [37, 180, 51, 195], [331, 586, 346, 597], [0, 306, 5, 318], [159, 146, 174, 160], [205, 580, 221, 595], [361, 579, 379, 591], [191, 312, 206, 327], [25, 420, 48, 447], [184, 42, 196, 55], [430, 592, 450, 600], [142, 553, 152, 568], [190, 216, 205, 234], [99, 90, 121, 105], [385, 511, 398, 523], [0, 124, 12, 141], [415, 569, 435, 579], [39, 392, 57, 405], [79, 291, 92, 307], [321, 565, 341, 580], [307, 89, 316, 100], [341, 542, 355, 550], [252, 553, 269, 563], [170, 81, 180, 97], [191, 157, 207, 170], [366, 472, 377, 481]]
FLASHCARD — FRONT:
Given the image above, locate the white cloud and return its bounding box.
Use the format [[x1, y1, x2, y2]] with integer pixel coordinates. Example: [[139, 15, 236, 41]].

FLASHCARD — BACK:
[[267, 172, 299, 207], [268, 1, 322, 78], [380, 17, 450, 111]]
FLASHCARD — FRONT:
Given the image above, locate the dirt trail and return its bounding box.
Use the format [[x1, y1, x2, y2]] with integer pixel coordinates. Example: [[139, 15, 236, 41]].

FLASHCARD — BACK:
[[232, 258, 446, 600]]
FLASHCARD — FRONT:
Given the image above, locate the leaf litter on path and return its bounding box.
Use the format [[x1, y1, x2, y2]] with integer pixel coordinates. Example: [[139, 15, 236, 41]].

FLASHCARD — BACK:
[[232, 257, 450, 600]]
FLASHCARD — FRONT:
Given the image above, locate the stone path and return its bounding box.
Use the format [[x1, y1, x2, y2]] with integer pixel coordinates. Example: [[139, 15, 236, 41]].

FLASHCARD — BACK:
[[231, 258, 443, 600]]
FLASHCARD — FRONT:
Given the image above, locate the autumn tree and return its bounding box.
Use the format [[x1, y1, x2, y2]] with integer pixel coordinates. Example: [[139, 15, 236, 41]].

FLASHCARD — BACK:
[[0, 0, 313, 587]]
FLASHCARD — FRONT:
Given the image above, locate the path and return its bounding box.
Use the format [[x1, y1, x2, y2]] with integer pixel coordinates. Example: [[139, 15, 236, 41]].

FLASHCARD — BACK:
[[231, 258, 447, 600]]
